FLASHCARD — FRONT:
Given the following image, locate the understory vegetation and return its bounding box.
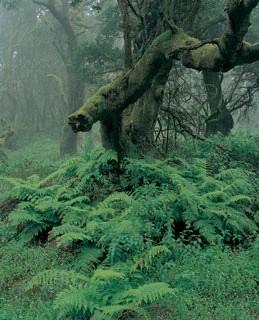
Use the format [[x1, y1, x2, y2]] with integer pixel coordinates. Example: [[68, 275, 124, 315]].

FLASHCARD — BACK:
[[1, 1, 259, 319], [0, 132, 258, 320]]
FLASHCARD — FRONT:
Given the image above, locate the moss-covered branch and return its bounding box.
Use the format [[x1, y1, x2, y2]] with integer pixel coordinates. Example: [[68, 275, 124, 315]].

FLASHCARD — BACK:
[[68, 0, 259, 133], [68, 31, 170, 132]]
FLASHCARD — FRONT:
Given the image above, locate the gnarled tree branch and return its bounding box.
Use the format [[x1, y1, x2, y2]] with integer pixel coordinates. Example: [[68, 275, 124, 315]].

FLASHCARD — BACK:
[[68, 0, 259, 133]]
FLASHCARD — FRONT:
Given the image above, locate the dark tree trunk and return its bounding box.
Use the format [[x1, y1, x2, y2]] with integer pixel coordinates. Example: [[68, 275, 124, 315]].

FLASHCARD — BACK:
[[117, 0, 133, 69], [203, 71, 234, 136], [103, 0, 170, 157], [115, 0, 201, 157], [119, 61, 172, 156]]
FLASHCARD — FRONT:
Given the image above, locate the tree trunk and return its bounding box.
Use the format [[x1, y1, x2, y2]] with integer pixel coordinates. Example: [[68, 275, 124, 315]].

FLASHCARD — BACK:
[[99, 62, 172, 158], [31, 0, 86, 157], [119, 61, 172, 156], [105, 1, 174, 157], [203, 71, 234, 136], [60, 69, 85, 157], [68, 0, 259, 155], [117, 0, 133, 69], [97, 58, 172, 158]]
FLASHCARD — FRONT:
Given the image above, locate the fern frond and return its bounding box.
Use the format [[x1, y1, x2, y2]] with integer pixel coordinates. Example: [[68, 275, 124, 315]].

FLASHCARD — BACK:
[[92, 269, 125, 281], [65, 195, 90, 207], [9, 210, 42, 225], [41, 156, 83, 185], [123, 282, 174, 305], [73, 246, 103, 273], [135, 245, 170, 270], [227, 195, 252, 207], [193, 220, 220, 243], [27, 269, 88, 290], [203, 191, 227, 202], [56, 232, 91, 247], [54, 286, 95, 316], [98, 304, 147, 320], [101, 192, 134, 210], [106, 239, 125, 265], [49, 224, 86, 238], [19, 223, 49, 243]]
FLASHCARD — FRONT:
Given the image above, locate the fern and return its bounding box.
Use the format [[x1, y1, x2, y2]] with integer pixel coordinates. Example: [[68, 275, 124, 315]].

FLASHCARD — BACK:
[[98, 304, 148, 320], [50, 217, 92, 247], [52, 273, 173, 319], [100, 192, 134, 210], [92, 269, 125, 281], [73, 246, 103, 273], [123, 282, 175, 304], [27, 269, 88, 290], [54, 286, 95, 316], [2, 144, 258, 319], [227, 195, 252, 207], [135, 245, 170, 270], [9, 209, 43, 225], [65, 195, 90, 207], [56, 232, 91, 248], [49, 224, 87, 238]]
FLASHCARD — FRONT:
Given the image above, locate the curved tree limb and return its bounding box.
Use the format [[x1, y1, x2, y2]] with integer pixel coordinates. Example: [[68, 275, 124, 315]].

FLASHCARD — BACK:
[[68, 0, 259, 133]]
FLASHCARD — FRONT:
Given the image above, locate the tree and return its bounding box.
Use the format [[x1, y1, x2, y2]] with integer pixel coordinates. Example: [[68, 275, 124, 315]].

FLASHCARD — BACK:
[[0, 0, 123, 153], [68, 0, 259, 157], [0, 1, 67, 135], [31, 0, 123, 156], [31, 0, 87, 156], [102, 0, 201, 156]]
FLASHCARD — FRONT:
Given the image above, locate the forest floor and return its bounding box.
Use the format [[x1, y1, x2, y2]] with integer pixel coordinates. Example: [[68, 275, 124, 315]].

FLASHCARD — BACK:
[[0, 133, 258, 320]]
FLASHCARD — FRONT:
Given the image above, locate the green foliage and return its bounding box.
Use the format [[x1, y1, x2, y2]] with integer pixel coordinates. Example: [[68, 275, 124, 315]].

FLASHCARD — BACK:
[[76, 0, 123, 84], [160, 244, 259, 320], [28, 266, 174, 320], [0, 133, 258, 319], [135, 245, 170, 271], [0, 137, 60, 180], [179, 132, 259, 172], [27, 269, 88, 291], [0, 240, 58, 320]]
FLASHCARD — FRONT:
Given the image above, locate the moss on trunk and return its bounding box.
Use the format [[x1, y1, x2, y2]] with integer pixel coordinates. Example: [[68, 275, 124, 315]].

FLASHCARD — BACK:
[[68, 0, 259, 154]]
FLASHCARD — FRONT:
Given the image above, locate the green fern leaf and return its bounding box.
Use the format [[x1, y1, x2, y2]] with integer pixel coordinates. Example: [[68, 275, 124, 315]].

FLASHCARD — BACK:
[[27, 269, 88, 290], [135, 245, 170, 270], [123, 282, 174, 305]]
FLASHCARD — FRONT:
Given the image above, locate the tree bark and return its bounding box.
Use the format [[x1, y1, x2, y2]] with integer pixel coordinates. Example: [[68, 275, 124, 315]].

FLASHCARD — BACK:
[[68, 0, 259, 154], [115, 0, 170, 156], [114, 0, 202, 156], [203, 71, 234, 136], [119, 60, 172, 156], [117, 0, 133, 69], [100, 0, 164, 157]]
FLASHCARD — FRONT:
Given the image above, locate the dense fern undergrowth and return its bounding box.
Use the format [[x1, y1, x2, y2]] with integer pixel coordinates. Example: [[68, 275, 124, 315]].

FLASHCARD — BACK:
[[0, 132, 258, 320]]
